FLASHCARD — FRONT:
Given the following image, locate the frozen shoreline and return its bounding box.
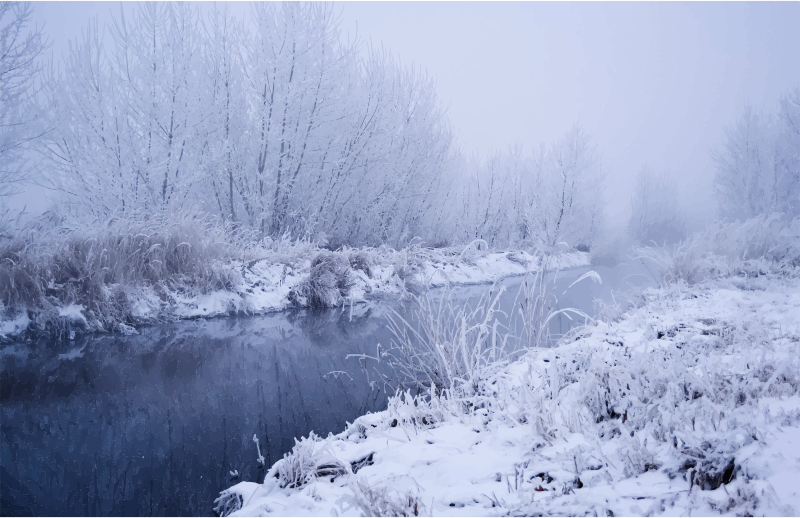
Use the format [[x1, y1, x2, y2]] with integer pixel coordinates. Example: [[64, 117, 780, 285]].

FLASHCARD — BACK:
[[0, 249, 590, 339], [218, 271, 800, 517]]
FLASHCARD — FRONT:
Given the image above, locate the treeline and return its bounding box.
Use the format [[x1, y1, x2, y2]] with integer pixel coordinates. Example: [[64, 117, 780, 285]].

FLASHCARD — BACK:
[[1, 2, 608, 252], [628, 87, 800, 247], [713, 89, 800, 222], [40, 3, 453, 248]]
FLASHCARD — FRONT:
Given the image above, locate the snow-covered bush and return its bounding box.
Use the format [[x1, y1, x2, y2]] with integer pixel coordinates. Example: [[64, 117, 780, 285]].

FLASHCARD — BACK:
[[392, 247, 428, 295], [0, 209, 258, 334], [384, 387, 454, 430], [633, 214, 800, 285], [298, 252, 354, 308], [212, 490, 243, 517], [347, 476, 427, 517], [267, 432, 349, 489]]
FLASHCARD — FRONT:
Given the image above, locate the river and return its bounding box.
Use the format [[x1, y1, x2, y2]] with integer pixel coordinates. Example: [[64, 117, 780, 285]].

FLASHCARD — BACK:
[[1, 261, 655, 516]]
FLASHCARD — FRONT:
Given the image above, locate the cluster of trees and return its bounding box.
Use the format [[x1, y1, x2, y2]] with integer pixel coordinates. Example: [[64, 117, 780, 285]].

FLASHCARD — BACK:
[[713, 88, 800, 222], [39, 3, 454, 247], [0, 2, 48, 216], [446, 125, 605, 251], [3, 1, 612, 252], [627, 87, 800, 247]]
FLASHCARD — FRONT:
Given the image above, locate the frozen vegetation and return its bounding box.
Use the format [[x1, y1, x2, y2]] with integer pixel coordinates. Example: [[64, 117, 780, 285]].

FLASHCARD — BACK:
[[0, 217, 588, 339], [216, 219, 800, 517], [1, 2, 800, 516], [1, 2, 602, 340]]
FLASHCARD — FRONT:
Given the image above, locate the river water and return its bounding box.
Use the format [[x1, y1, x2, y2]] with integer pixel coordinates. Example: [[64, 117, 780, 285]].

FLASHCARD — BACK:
[[1, 261, 654, 516]]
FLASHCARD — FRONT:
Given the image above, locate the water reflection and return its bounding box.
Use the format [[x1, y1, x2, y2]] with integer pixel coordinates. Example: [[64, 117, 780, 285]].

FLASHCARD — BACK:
[[2, 304, 396, 516], [1, 261, 654, 516]]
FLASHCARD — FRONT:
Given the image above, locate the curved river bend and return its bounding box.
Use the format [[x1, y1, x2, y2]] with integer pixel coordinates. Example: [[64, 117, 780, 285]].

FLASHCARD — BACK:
[[1, 263, 653, 516]]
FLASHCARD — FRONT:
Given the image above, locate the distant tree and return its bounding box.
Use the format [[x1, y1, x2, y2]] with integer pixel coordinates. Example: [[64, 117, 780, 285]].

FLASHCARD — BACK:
[[0, 1, 49, 199], [628, 164, 684, 245], [446, 125, 606, 252], [713, 92, 800, 221], [444, 145, 532, 249], [522, 125, 605, 251], [775, 86, 800, 218]]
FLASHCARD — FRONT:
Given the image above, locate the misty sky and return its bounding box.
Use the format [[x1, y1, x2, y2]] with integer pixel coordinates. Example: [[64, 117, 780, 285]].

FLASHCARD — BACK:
[[29, 1, 800, 229]]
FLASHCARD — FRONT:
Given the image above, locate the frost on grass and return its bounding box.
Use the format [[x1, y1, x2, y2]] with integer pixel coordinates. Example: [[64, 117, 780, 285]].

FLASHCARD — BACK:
[[269, 432, 349, 489], [220, 265, 800, 517], [1, 217, 589, 340]]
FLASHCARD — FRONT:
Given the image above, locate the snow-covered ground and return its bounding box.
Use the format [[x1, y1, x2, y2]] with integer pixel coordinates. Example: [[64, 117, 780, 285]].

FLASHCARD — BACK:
[[0, 249, 588, 340], [170, 250, 588, 320], [217, 271, 800, 517]]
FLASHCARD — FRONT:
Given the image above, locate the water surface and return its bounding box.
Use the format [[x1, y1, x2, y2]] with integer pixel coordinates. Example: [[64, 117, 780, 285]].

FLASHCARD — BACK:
[[1, 261, 654, 516]]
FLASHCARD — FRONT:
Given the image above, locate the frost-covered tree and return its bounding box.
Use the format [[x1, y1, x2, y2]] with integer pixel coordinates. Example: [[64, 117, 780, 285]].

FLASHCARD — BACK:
[[0, 1, 48, 199], [44, 3, 207, 218], [775, 86, 800, 218], [41, 2, 454, 247], [522, 125, 605, 250], [713, 93, 800, 221], [453, 146, 527, 248], [200, 3, 248, 224], [628, 164, 684, 245], [445, 125, 605, 252]]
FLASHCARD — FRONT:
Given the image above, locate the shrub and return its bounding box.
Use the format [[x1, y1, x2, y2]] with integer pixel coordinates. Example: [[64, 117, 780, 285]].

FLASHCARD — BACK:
[[633, 214, 800, 285], [349, 249, 374, 278], [300, 251, 353, 307], [347, 476, 427, 517], [267, 432, 349, 489], [0, 209, 252, 334]]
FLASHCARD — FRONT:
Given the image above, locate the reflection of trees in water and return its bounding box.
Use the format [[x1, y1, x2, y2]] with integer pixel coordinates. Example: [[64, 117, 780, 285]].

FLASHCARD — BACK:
[[1, 309, 392, 516]]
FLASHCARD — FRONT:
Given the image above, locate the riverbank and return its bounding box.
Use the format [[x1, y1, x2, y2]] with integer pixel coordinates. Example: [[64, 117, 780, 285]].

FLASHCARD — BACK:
[[0, 240, 589, 340], [218, 269, 800, 517]]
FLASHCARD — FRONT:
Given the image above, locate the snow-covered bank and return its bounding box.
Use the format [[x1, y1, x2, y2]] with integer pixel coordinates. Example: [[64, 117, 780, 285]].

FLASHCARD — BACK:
[[173, 249, 590, 318], [0, 245, 589, 340], [142, 249, 589, 318], [218, 271, 800, 517]]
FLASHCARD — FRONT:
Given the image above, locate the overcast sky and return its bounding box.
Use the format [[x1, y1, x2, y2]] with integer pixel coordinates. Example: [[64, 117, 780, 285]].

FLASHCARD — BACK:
[[29, 1, 800, 228]]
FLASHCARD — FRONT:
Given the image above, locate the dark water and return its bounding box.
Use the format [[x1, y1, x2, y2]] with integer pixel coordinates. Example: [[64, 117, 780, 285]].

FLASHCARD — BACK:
[[1, 262, 653, 516]]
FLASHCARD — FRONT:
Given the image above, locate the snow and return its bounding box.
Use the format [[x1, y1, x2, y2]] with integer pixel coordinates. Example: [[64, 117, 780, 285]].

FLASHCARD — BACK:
[[87, 251, 590, 331], [0, 307, 29, 339], [57, 304, 87, 323], [0, 249, 589, 338], [218, 270, 800, 517]]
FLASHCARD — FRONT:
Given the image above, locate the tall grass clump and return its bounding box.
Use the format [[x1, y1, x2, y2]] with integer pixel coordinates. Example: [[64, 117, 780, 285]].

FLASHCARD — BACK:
[[632, 214, 800, 285], [0, 209, 261, 334], [297, 251, 354, 308], [373, 249, 595, 412]]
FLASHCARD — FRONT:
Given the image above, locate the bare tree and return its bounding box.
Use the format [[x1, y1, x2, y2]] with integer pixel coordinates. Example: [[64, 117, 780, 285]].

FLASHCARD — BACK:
[[712, 93, 800, 222], [522, 125, 605, 250], [776, 86, 800, 218], [0, 1, 49, 199]]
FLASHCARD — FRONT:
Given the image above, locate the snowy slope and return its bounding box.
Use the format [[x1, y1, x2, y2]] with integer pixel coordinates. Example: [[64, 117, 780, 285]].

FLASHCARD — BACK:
[[218, 272, 800, 517]]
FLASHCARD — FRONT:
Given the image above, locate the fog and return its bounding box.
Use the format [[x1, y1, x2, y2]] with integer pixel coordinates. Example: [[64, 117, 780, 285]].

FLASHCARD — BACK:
[[26, 1, 800, 229], [3, 4, 800, 516]]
